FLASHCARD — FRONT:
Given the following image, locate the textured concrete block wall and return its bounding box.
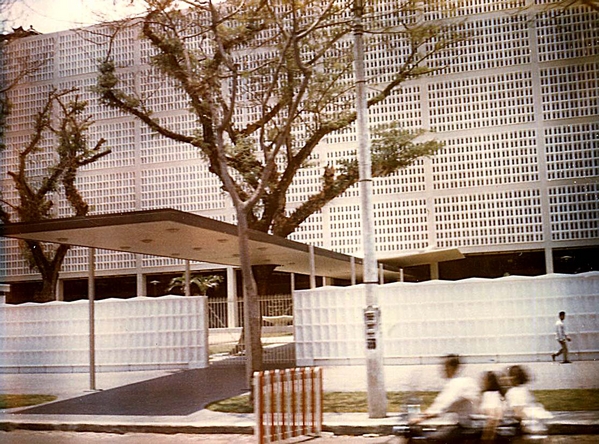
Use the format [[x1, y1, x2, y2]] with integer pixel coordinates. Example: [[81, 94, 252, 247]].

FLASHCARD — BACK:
[[0, 295, 208, 373], [295, 272, 599, 366]]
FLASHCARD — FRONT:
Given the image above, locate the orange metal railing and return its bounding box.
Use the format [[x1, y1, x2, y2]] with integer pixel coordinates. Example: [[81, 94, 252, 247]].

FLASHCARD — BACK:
[[254, 367, 323, 443]]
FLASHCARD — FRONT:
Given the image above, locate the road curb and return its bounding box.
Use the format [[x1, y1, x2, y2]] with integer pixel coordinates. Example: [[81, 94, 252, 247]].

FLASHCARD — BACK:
[[0, 421, 255, 435], [547, 423, 599, 435], [323, 423, 599, 437], [1, 418, 598, 436]]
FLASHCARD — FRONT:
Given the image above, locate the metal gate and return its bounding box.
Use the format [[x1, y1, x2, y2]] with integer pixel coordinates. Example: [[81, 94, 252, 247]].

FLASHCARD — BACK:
[[208, 294, 295, 367]]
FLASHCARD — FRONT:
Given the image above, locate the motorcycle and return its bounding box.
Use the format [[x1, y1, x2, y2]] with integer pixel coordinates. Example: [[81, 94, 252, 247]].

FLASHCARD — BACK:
[[391, 399, 548, 443]]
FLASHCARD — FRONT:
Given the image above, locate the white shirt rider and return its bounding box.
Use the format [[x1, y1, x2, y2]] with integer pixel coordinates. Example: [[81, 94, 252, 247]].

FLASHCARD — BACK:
[[411, 355, 480, 428]]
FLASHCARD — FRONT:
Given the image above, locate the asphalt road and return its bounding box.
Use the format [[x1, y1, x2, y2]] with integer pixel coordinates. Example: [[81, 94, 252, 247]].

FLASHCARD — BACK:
[[0, 431, 598, 444]]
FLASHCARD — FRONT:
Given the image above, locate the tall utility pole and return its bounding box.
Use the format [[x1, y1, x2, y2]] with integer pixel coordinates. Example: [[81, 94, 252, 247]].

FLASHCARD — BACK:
[[88, 247, 96, 391], [353, 0, 387, 418]]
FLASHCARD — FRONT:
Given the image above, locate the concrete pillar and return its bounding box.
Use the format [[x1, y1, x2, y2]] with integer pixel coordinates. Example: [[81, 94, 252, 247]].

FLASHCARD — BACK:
[[226, 266, 238, 328], [185, 260, 191, 296], [545, 247, 554, 274], [56, 279, 64, 301], [197, 295, 210, 368], [430, 262, 439, 280], [136, 254, 146, 296], [0, 284, 8, 304], [309, 244, 316, 289]]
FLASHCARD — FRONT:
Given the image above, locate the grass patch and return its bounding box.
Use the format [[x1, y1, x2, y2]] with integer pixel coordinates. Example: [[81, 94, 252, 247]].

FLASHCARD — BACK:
[[207, 394, 253, 413], [207, 389, 599, 414], [534, 389, 599, 411], [0, 394, 57, 410], [324, 391, 439, 413]]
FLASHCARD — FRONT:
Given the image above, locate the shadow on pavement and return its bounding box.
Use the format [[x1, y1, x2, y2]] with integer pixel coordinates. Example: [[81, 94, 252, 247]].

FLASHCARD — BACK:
[[17, 365, 248, 416]]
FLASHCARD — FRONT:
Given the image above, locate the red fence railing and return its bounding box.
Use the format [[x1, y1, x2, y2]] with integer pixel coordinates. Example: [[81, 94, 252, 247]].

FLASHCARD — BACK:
[[254, 367, 323, 443]]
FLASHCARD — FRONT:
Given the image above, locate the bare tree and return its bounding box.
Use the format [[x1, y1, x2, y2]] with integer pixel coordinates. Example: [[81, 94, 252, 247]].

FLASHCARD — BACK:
[[0, 0, 16, 33], [94, 0, 465, 375], [1, 26, 47, 148], [0, 89, 111, 302]]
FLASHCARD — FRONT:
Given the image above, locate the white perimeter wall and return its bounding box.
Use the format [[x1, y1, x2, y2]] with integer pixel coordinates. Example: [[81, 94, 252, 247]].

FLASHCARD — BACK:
[[0, 295, 209, 373], [294, 272, 599, 366]]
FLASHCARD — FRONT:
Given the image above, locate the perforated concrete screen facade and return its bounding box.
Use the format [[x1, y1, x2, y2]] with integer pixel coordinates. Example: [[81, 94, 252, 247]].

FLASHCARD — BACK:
[[1, 1, 598, 290]]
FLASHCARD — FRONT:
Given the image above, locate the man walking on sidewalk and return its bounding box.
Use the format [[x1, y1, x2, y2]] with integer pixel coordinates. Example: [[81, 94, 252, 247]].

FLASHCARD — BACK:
[[552, 311, 572, 364]]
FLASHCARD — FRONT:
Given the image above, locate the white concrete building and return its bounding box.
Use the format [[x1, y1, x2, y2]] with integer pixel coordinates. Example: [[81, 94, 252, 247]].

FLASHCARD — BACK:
[[1, 1, 598, 302]]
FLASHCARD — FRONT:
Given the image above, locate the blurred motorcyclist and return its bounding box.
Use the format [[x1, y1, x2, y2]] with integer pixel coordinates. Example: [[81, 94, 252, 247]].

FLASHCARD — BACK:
[[409, 354, 480, 442]]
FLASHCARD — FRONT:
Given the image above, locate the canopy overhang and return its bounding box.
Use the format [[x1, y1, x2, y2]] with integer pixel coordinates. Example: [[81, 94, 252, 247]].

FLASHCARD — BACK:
[[0, 208, 402, 281], [377, 247, 465, 268]]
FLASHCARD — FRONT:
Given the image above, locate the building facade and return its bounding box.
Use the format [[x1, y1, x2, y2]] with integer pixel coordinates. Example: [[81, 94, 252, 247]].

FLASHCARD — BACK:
[[1, 0, 598, 301]]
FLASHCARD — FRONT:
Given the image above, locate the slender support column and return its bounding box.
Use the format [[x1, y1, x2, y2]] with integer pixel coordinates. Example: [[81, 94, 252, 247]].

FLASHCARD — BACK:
[[56, 279, 64, 301], [309, 245, 316, 289], [226, 266, 238, 328], [0, 284, 7, 304], [351, 257, 356, 285], [197, 295, 209, 368], [545, 246, 554, 274], [136, 254, 146, 297], [88, 247, 96, 391], [185, 260, 191, 296], [430, 262, 439, 280]]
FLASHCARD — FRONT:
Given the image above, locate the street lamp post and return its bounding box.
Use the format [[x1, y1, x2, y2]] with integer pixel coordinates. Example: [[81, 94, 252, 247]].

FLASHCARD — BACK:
[[353, 0, 387, 418]]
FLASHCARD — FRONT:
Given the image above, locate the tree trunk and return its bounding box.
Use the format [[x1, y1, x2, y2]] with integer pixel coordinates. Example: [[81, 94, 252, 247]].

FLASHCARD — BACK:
[[235, 210, 264, 388], [35, 276, 58, 303], [231, 264, 278, 356], [28, 242, 70, 303], [252, 264, 279, 296], [35, 257, 64, 303]]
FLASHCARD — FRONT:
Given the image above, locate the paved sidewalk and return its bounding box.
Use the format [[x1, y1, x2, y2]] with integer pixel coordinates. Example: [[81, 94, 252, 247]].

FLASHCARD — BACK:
[[0, 361, 597, 436], [322, 360, 599, 392]]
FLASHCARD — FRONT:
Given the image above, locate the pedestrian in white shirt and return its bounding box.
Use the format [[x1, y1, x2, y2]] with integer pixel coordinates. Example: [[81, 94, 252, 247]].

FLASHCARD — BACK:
[[552, 311, 572, 364]]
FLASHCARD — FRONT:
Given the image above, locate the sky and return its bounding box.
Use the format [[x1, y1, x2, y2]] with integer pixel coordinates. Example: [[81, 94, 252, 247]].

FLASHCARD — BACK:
[[3, 0, 147, 34]]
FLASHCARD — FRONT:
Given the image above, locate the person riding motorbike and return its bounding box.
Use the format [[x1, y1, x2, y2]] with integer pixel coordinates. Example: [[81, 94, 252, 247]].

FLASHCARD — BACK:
[[408, 354, 480, 442]]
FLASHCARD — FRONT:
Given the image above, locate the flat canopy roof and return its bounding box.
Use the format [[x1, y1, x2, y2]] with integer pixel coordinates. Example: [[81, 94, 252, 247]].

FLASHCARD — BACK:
[[0, 208, 399, 281], [378, 248, 465, 268]]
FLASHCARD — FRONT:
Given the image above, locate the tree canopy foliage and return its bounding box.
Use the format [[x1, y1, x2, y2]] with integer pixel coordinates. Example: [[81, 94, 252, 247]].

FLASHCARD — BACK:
[[0, 89, 111, 301], [95, 0, 456, 239], [93, 0, 465, 374], [167, 273, 223, 296]]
